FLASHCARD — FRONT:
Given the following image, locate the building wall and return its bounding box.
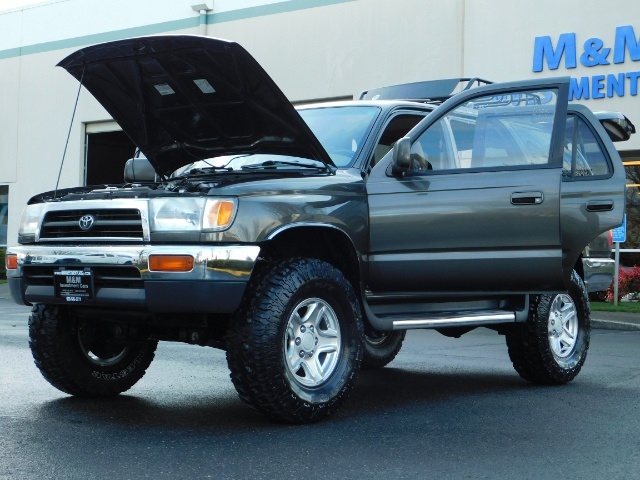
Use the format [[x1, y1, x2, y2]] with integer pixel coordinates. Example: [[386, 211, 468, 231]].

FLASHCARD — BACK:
[[208, 0, 465, 101], [464, 0, 640, 124], [1, 0, 640, 246]]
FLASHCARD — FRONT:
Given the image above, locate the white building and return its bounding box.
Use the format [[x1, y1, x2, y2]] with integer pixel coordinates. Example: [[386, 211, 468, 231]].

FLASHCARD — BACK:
[[2, 0, 640, 248]]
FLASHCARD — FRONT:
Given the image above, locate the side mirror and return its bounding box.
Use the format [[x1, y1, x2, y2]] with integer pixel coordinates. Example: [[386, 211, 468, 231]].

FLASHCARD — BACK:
[[391, 137, 412, 175], [594, 111, 636, 142], [124, 156, 157, 183]]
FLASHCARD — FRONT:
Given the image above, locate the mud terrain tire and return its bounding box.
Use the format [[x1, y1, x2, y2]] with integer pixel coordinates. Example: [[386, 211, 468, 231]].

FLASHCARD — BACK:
[[29, 304, 157, 396], [226, 258, 363, 424], [362, 329, 406, 369], [506, 271, 590, 384]]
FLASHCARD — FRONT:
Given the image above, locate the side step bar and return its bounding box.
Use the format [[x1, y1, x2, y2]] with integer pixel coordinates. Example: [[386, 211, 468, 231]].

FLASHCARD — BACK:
[[391, 311, 515, 330], [363, 296, 529, 331]]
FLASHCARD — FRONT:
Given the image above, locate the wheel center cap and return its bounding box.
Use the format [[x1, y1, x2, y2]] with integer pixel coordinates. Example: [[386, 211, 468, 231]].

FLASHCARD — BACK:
[[301, 332, 315, 351], [549, 314, 562, 336]]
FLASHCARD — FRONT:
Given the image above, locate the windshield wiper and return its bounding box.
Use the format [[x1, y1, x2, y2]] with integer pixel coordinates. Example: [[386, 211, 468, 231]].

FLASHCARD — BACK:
[[188, 166, 233, 174], [241, 160, 336, 173], [170, 165, 234, 181]]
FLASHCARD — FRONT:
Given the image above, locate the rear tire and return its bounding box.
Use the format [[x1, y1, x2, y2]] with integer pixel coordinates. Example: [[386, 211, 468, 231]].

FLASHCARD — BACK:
[[225, 258, 363, 423], [506, 271, 590, 384], [29, 304, 157, 396], [362, 329, 406, 369]]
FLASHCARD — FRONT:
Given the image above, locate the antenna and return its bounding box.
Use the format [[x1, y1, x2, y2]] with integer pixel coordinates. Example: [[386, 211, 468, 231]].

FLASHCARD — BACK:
[[53, 68, 85, 199]]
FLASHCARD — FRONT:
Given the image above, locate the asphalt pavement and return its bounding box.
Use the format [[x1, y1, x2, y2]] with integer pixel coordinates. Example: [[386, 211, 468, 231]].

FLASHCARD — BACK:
[[2, 280, 640, 479], [0, 281, 10, 299], [1, 282, 638, 330]]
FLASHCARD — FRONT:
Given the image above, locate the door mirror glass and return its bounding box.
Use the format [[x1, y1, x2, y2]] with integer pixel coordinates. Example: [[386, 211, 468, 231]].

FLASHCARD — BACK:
[[391, 137, 412, 174]]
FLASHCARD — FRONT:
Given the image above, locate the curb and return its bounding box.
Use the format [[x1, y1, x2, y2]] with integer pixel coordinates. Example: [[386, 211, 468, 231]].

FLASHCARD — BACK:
[[591, 319, 640, 331]]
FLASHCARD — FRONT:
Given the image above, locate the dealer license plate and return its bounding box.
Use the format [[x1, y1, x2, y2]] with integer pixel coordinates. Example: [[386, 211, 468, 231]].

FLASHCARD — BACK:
[[54, 269, 94, 303]]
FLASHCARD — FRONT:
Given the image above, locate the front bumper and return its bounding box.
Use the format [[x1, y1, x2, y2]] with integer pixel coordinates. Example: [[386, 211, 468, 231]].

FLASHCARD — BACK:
[[6, 244, 260, 313], [582, 256, 615, 293]]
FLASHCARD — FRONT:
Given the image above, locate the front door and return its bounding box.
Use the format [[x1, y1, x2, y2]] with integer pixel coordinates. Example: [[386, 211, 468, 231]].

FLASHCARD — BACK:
[[366, 79, 570, 295]]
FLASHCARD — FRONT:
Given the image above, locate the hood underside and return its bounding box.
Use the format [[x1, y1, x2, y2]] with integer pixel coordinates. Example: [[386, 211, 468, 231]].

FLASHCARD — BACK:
[[58, 35, 334, 177]]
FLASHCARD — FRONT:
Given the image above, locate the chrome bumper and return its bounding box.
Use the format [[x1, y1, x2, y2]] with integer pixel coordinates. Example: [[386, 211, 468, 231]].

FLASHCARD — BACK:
[[582, 257, 615, 293], [7, 244, 261, 313]]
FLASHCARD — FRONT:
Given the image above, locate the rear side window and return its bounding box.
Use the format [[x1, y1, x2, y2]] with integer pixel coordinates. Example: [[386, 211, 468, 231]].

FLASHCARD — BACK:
[[562, 115, 611, 179]]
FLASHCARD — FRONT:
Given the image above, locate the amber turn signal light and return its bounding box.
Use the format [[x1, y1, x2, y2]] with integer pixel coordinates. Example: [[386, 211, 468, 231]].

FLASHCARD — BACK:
[[5, 254, 18, 270], [148, 254, 194, 272], [203, 199, 237, 230]]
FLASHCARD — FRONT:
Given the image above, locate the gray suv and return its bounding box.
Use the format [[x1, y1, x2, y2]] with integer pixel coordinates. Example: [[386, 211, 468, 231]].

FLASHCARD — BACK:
[[5, 36, 630, 423]]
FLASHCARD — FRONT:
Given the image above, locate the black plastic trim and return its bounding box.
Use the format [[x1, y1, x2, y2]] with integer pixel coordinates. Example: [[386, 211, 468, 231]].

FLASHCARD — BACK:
[[15, 278, 247, 314]]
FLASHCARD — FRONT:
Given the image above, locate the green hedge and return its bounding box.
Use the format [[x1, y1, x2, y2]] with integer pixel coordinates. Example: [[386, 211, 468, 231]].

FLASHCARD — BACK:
[[0, 248, 5, 280]]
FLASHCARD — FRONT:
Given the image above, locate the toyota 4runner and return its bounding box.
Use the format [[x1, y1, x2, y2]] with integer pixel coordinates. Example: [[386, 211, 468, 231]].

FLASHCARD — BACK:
[[5, 36, 632, 423]]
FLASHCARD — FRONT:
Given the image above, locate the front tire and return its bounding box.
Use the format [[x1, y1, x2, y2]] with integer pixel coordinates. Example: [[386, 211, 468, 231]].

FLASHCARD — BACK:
[[225, 258, 363, 423], [506, 271, 590, 384], [29, 304, 157, 396]]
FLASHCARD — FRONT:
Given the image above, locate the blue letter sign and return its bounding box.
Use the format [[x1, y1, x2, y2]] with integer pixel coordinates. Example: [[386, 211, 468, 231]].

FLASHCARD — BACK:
[[612, 215, 627, 243], [534, 26, 640, 100], [533, 33, 577, 72]]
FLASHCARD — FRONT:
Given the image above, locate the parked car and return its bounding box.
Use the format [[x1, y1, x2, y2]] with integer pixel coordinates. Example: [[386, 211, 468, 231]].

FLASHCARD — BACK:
[[5, 35, 631, 423]]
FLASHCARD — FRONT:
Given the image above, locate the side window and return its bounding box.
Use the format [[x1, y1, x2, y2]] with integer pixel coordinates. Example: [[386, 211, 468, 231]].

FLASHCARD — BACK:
[[407, 89, 558, 173], [562, 115, 611, 179], [370, 114, 426, 168], [410, 119, 455, 171]]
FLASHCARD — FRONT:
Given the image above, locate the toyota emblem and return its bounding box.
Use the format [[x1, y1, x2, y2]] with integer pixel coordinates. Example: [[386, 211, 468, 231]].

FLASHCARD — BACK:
[[78, 214, 95, 231]]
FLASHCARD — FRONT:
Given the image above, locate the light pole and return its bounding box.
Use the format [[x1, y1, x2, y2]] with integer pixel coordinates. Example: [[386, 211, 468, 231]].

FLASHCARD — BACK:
[[191, 2, 213, 36]]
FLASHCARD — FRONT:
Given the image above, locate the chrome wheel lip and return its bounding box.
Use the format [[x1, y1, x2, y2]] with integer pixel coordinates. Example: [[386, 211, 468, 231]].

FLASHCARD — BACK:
[[83, 348, 129, 367], [284, 297, 342, 388], [77, 323, 130, 367], [364, 331, 391, 347], [547, 293, 579, 360]]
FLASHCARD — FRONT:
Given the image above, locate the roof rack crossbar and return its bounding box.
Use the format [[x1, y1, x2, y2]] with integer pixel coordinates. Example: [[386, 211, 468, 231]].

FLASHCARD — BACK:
[[358, 77, 493, 102], [470, 91, 544, 108], [461, 77, 493, 91]]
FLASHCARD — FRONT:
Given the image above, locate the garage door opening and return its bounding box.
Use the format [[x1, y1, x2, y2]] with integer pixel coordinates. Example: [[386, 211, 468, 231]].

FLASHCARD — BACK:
[[85, 130, 136, 186]]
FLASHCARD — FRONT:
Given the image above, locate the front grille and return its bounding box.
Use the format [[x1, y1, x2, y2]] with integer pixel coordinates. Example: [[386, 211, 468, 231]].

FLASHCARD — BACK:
[[40, 209, 143, 240], [23, 265, 143, 289]]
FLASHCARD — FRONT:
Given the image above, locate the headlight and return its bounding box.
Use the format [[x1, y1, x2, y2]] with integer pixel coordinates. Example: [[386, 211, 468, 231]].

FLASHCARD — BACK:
[[149, 198, 204, 232], [149, 197, 237, 232], [18, 203, 45, 238]]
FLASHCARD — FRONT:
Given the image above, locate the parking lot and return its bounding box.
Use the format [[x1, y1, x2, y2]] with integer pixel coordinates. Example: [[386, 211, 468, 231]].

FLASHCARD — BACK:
[[2, 287, 640, 479]]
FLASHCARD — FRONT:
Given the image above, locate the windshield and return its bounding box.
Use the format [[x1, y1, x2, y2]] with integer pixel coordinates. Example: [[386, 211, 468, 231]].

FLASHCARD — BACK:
[[165, 105, 381, 177], [171, 154, 329, 177], [298, 106, 380, 167]]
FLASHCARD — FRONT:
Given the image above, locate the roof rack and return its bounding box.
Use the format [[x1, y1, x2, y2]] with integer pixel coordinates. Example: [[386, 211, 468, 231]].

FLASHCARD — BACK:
[[358, 77, 493, 103]]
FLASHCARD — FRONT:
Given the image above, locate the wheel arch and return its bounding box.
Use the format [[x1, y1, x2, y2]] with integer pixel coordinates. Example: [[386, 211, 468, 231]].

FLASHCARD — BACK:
[[260, 224, 361, 291]]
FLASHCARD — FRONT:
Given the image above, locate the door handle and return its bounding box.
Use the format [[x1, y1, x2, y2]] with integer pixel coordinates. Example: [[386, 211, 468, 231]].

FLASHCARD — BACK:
[[586, 200, 614, 212], [511, 191, 543, 205]]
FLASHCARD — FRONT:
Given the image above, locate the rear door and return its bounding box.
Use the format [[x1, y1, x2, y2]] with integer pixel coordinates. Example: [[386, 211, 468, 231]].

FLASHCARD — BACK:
[[560, 104, 627, 282], [366, 78, 570, 295]]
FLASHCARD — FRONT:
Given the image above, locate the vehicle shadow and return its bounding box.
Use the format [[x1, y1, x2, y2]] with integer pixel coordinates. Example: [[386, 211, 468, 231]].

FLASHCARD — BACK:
[[351, 367, 532, 413], [33, 366, 535, 433], [35, 394, 271, 432]]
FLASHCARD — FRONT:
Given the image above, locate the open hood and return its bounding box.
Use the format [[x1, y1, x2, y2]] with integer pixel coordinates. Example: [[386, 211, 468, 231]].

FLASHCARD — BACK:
[[58, 35, 334, 177]]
